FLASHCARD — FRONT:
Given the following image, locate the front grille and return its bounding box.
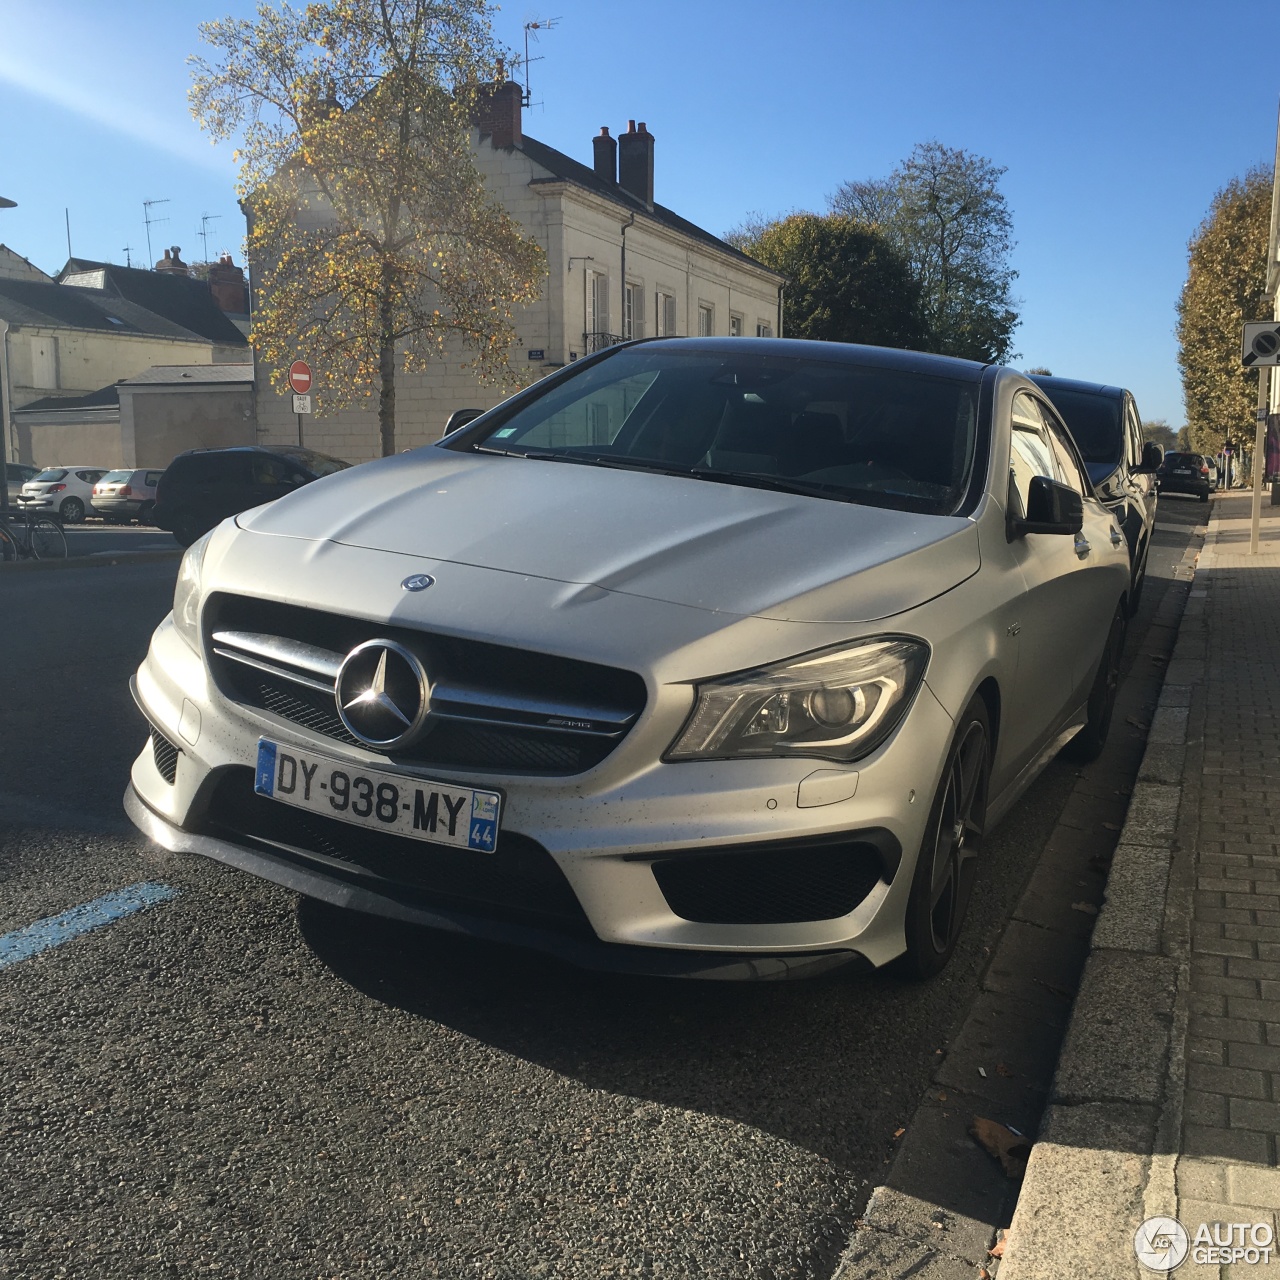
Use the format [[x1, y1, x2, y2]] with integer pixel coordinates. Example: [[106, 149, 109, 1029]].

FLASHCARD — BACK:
[[652, 840, 885, 924], [202, 767, 593, 936], [151, 730, 180, 784], [205, 595, 646, 777]]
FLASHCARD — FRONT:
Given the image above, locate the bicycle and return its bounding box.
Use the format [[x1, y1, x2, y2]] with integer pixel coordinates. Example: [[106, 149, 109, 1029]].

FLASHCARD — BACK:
[[0, 507, 68, 562]]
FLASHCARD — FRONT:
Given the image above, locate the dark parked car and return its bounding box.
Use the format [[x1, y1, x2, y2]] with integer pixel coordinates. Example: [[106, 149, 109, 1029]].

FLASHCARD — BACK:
[[1156, 451, 1212, 503], [1029, 375, 1162, 610], [153, 446, 350, 546]]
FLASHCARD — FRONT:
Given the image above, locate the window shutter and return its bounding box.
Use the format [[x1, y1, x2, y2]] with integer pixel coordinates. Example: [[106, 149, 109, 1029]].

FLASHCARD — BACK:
[[635, 287, 645, 338], [597, 275, 610, 334], [664, 294, 677, 337]]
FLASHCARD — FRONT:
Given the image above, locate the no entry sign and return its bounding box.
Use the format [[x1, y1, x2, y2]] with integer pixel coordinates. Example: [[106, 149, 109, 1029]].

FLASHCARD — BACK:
[[287, 360, 313, 394]]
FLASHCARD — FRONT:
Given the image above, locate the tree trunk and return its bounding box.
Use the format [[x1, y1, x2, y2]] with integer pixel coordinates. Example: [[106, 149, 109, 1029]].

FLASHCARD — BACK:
[[377, 266, 397, 456]]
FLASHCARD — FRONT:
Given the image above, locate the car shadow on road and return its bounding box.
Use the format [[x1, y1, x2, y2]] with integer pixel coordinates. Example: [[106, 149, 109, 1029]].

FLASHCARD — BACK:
[[295, 891, 984, 1169]]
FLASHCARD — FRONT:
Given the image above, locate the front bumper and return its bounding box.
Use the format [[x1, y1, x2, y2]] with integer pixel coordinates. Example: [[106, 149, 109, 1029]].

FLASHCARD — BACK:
[[127, 599, 956, 978]]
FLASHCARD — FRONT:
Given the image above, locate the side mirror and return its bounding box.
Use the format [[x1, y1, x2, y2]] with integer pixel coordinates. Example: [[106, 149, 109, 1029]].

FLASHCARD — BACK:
[[1134, 441, 1164, 474], [1012, 475, 1084, 537]]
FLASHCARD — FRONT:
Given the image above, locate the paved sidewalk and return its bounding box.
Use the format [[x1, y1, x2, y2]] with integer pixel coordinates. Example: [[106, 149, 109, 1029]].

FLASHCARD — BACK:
[[1002, 491, 1280, 1279]]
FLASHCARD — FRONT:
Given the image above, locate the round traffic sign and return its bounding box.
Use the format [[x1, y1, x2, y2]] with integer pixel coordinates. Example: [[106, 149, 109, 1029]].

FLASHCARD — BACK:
[[288, 360, 313, 394]]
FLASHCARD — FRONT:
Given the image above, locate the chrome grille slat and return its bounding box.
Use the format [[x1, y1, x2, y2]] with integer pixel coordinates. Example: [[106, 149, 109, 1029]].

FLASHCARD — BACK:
[[203, 599, 647, 777]]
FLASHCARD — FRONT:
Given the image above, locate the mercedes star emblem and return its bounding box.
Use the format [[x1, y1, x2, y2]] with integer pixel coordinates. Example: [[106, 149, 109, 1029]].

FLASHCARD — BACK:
[[335, 639, 430, 748], [401, 574, 435, 592]]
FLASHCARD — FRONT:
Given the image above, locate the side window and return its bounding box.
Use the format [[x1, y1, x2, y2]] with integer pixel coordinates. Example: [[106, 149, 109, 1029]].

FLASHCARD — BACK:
[[146, 471, 164, 486], [1040, 402, 1087, 495], [252, 457, 300, 486], [1009, 390, 1058, 516], [1125, 401, 1143, 467], [511, 370, 660, 450]]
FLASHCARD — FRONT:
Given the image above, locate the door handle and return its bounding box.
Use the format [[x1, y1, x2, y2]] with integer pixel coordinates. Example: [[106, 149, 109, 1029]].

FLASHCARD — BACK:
[[1110, 528, 1123, 548], [1074, 535, 1091, 558]]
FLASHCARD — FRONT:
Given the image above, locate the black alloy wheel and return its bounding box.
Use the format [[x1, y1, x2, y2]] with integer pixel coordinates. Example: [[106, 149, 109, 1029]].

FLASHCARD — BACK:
[[138, 501, 155, 525], [900, 697, 991, 979], [1063, 604, 1126, 763], [59, 496, 85, 523]]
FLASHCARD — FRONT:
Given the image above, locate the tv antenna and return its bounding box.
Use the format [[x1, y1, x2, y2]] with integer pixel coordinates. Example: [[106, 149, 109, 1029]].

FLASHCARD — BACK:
[[142, 198, 170, 269], [521, 17, 559, 108], [198, 212, 221, 263], [123, 245, 134, 268]]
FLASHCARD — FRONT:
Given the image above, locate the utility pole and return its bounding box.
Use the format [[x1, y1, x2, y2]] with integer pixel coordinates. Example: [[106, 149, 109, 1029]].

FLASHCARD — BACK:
[[143, 198, 170, 269]]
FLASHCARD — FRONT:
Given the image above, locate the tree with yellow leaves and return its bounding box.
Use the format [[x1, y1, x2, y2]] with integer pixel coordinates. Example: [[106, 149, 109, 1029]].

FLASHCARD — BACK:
[[190, 1, 546, 455]]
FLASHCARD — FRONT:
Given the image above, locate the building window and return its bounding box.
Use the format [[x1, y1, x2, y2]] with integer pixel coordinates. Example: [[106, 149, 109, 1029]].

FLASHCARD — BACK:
[[656, 291, 677, 336], [624, 282, 645, 340], [586, 271, 612, 350], [756, 320, 773, 338], [729, 313, 743, 337], [698, 304, 714, 337]]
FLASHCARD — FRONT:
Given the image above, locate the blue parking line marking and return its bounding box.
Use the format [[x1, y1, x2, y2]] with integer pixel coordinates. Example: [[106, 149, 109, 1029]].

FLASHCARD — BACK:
[[0, 882, 179, 971]]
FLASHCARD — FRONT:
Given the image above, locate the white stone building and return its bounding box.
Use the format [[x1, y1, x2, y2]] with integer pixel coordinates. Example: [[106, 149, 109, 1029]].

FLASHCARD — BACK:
[[254, 84, 785, 461]]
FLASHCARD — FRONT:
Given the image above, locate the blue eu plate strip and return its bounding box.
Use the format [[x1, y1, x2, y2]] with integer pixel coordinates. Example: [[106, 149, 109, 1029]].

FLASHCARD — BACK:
[[0, 882, 179, 972]]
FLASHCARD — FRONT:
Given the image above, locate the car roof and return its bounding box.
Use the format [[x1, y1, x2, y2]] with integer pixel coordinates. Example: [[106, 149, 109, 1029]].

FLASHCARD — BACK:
[[637, 336, 991, 381], [1026, 373, 1127, 399]]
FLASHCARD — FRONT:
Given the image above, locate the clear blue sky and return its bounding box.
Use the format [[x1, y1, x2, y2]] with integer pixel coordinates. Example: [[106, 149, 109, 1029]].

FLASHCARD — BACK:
[[1, 0, 1274, 428]]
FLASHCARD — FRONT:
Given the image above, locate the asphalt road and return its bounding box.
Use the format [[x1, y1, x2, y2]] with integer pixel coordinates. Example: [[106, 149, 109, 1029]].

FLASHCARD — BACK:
[[0, 498, 1205, 1280]]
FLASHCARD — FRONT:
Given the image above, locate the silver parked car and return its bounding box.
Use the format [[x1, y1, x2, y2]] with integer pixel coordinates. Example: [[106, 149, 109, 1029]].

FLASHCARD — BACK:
[[126, 340, 1131, 980], [92, 468, 165, 524]]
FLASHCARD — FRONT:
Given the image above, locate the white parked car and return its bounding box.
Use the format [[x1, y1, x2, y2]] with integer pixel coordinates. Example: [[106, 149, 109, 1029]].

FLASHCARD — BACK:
[[18, 465, 109, 524], [126, 340, 1131, 981]]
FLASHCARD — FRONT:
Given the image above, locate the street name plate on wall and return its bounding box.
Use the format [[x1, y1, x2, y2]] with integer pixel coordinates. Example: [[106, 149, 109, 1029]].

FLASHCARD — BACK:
[[1242, 322, 1280, 366], [292, 394, 312, 414], [528, 349, 545, 361]]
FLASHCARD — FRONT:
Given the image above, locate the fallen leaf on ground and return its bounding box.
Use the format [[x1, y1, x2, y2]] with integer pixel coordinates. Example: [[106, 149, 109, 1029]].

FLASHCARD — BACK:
[[893, 1127, 906, 1139], [995, 1062, 1014, 1077], [1125, 716, 1150, 730], [1034, 978, 1074, 999], [970, 1117, 1031, 1180], [1071, 901, 1099, 915], [1102, 821, 1122, 830], [990, 1233, 1007, 1258]]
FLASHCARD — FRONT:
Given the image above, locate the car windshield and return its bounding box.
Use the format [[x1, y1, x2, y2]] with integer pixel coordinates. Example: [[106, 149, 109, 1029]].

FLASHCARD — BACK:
[[100, 470, 132, 483], [462, 347, 981, 516], [1163, 453, 1202, 466], [275, 447, 350, 477], [1038, 389, 1122, 464], [33, 469, 67, 482]]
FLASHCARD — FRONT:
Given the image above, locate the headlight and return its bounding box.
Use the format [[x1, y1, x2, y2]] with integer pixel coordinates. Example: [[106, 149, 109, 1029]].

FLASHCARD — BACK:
[[666, 638, 929, 764], [172, 530, 214, 652]]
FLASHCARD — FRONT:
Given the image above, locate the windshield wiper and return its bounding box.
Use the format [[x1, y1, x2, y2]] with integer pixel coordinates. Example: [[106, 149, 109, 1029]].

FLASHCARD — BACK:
[[694, 470, 861, 503], [473, 446, 708, 481]]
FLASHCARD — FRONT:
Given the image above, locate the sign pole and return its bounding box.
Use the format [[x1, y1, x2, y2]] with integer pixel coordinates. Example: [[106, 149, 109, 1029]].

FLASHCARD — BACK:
[[1252, 366, 1270, 555], [297, 411, 303, 448]]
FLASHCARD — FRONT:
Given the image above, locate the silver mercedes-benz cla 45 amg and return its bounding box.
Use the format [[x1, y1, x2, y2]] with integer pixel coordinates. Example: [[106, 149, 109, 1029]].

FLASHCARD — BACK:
[[126, 339, 1131, 980]]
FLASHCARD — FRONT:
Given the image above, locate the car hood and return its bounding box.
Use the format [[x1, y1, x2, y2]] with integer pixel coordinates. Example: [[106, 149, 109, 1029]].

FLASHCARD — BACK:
[[237, 449, 981, 624]]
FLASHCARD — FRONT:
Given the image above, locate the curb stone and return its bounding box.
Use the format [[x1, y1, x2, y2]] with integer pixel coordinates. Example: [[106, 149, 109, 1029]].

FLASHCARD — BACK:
[[0, 548, 182, 573], [998, 514, 1212, 1280], [832, 520, 1206, 1280]]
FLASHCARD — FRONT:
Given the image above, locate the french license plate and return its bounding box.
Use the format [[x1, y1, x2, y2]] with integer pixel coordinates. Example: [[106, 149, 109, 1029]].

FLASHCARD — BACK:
[[254, 739, 500, 853], [1174, 469, 1192, 475]]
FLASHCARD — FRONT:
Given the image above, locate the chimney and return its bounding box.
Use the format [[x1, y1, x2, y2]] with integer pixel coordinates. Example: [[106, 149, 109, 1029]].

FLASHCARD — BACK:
[[618, 120, 654, 209], [592, 126, 617, 183], [156, 245, 190, 276], [473, 77, 522, 149], [207, 252, 248, 314]]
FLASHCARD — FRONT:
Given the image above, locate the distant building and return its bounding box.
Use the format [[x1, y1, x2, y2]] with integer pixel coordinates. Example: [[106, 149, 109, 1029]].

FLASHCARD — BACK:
[[0, 254, 251, 467], [253, 86, 785, 460]]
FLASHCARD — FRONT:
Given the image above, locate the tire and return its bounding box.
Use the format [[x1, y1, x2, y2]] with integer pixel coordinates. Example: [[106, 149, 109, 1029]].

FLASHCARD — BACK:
[[0, 523, 16, 563], [1199, 491, 1208, 503], [171, 520, 198, 548], [899, 697, 992, 980], [1063, 605, 1126, 763], [59, 496, 85, 523], [1129, 541, 1149, 615], [137, 501, 155, 526], [29, 518, 67, 560]]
